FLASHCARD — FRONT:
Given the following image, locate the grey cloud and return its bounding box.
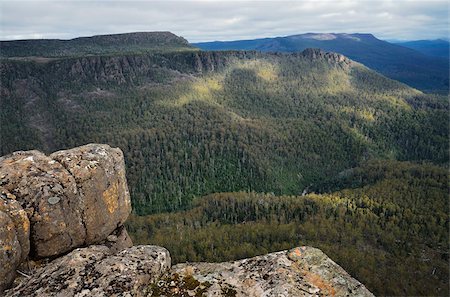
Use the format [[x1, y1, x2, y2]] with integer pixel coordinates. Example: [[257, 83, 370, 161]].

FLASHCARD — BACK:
[[0, 0, 448, 41]]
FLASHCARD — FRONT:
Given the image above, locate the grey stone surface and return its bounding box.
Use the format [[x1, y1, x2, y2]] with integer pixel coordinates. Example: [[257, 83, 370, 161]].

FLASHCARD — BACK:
[[5, 245, 171, 297], [167, 246, 374, 297]]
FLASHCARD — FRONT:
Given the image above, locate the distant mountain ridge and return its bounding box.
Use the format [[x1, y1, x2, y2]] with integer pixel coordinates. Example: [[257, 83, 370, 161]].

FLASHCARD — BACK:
[[394, 39, 449, 58], [194, 33, 449, 94], [0, 32, 196, 57]]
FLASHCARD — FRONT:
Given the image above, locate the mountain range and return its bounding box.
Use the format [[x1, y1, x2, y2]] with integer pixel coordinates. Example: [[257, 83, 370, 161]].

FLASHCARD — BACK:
[[0, 31, 195, 57], [394, 39, 449, 58], [194, 33, 449, 94]]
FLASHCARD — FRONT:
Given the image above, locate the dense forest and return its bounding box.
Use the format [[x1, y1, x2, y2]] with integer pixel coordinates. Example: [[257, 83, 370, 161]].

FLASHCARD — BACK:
[[1, 49, 447, 214], [1, 37, 448, 296], [127, 160, 449, 296], [195, 33, 450, 94]]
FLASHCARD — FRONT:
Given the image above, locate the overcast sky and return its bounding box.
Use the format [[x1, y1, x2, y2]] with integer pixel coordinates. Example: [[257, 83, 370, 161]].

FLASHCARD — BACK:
[[0, 0, 448, 42]]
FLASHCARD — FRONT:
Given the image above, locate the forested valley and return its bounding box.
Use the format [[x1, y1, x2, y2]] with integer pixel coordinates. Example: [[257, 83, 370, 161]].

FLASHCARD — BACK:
[[1, 37, 448, 296], [127, 160, 449, 296]]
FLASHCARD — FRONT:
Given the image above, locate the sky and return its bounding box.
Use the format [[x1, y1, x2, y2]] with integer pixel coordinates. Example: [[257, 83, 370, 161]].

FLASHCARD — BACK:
[[0, 0, 448, 42]]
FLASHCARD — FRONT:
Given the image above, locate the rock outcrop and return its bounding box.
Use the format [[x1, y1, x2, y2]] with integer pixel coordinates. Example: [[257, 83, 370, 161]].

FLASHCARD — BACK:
[[157, 246, 374, 297], [5, 245, 373, 297], [1, 144, 374, 296], [0, 144, 132, 291], [0, 144, 131, 259], [0, 188, 30, 292], [300, 48, 352, 69], [50, 144, 131, 244], [7, 245, 171, 297]]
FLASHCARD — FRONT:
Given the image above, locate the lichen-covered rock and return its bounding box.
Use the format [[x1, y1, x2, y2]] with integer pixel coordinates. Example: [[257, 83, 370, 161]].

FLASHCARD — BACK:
[[0, 150, 85, 258], [0, 188, 30, 292], [5, 245, 171, 297], [50, 144, 131, 244], [0, 144, 131, 258], [169, 246, 374, 297]]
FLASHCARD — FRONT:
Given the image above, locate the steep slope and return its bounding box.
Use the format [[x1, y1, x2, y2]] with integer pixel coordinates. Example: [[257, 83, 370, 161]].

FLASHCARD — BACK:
[[194, 33, 449, 93], [0, 32, 196, 57], [1, 49, 448, 214], [395, 39, 450, 58]]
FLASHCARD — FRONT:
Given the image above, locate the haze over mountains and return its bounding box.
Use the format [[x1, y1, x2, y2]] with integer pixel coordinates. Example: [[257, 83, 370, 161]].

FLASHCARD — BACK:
[[195, 33, 450, 94], [394, 39, 450, 58], [1, 31, 448, 296]]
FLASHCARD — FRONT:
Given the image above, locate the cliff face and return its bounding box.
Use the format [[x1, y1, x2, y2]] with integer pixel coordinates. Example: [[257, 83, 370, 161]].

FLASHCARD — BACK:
[[0, 144, 373, 296], [1, 49, 350, 89]]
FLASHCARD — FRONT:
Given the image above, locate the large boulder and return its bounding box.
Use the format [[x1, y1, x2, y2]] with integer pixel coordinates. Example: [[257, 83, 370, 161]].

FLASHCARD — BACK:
[[0, 150, 86, 258], [0, 188, 30, 292], [5, 245, 171, 297], [162, 246, 374, 296], [50, 144, 131, 244], [0, 144, 131, 258]]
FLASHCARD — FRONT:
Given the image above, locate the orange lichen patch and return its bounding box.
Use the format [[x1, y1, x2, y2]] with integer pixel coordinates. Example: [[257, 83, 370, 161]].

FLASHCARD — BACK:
[[5, 192, 16, 200], [3, 158, 16, 165], [243, 278, 257, 287], [304, 272, 336, 297], [293, 247, 302, 257], [183, 266, 195, 277], [2, 245, 13, 251], [21, 214, 30, 232], [102, 181, 119, 213]]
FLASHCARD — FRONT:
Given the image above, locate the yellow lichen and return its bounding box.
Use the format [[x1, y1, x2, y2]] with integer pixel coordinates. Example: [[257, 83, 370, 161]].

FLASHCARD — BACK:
[[2, 245, 12, 251], [102, 181, 119, 213]]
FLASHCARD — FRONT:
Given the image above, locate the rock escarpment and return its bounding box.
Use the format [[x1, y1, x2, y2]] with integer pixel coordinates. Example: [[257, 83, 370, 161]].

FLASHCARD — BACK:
[[1, 144, 373, 296]]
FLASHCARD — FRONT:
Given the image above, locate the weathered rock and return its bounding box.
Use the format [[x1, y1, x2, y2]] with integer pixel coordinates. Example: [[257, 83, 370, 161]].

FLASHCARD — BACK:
[[5, 245, 171, 297], [101, 225, 133, 254], [0, 188, 30, 292], [0, 144, 132, 258], [50, 144, 131, 244], [0, 150, 85, 258], [167, 246, 374, 297]]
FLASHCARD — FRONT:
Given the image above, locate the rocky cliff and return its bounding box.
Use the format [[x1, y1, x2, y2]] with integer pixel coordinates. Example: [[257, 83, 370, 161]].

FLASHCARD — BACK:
[[1, 144, 373, 296]]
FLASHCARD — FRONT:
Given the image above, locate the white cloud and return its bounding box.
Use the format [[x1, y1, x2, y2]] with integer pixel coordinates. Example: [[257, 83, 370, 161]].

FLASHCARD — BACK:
[[0, 0, 448, 41]]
